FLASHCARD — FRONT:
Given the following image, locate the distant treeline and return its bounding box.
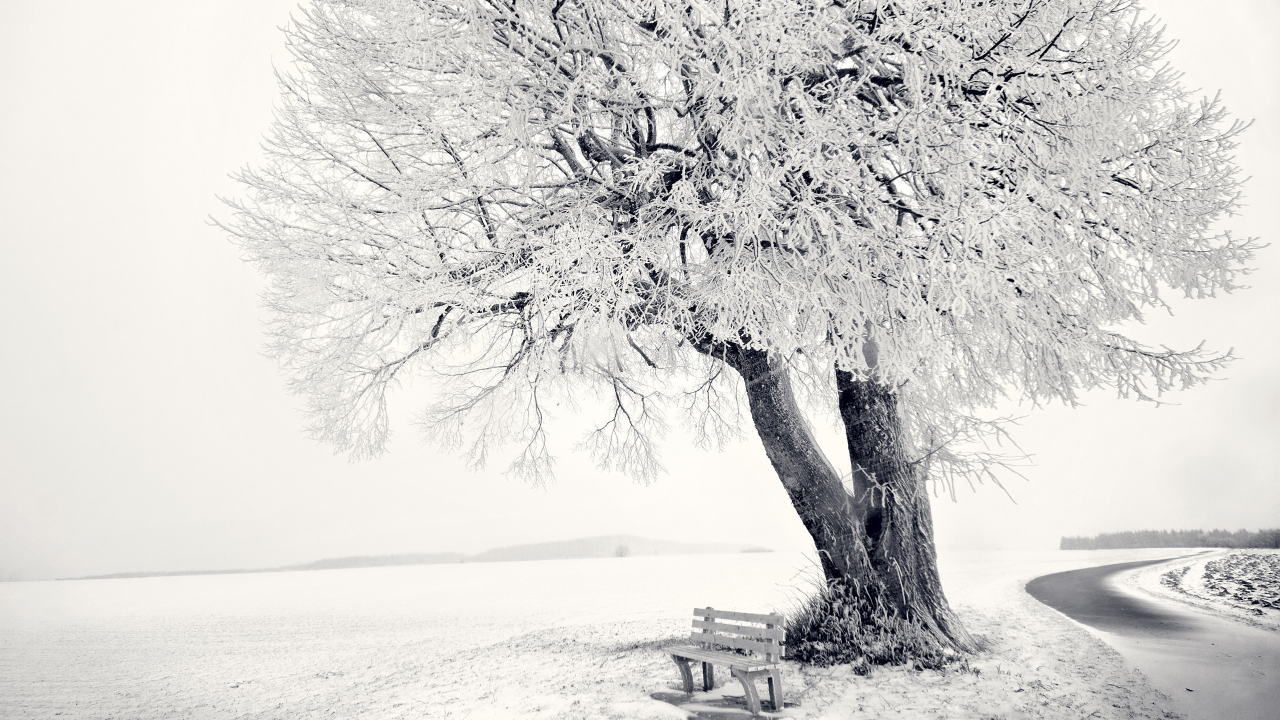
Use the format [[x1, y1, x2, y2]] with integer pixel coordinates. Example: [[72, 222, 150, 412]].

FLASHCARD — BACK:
[[1061, 528, 1280, 550]]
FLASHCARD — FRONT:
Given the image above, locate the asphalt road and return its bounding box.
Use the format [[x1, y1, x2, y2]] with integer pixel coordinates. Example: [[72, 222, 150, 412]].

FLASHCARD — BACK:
[[1025, 557, 1198, 635], [1026, 556, 1280, 720]]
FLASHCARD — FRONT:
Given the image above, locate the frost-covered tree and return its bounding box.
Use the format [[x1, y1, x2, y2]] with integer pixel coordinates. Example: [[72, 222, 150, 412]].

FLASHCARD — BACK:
[[223, 0, 1254, 658]]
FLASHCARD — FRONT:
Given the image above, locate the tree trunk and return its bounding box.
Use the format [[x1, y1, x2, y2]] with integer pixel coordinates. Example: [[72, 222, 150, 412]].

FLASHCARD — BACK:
[[834, 367, 976, 652], [715, 344, 976, 653]]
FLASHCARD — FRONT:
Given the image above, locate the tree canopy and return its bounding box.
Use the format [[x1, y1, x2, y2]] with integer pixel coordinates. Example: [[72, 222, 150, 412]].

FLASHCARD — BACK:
[[224, 0, 1255, 661], [225, 0, 1252, 486]]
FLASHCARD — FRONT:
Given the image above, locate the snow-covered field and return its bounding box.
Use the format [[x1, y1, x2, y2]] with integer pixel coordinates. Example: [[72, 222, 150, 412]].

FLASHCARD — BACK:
[[0, 548, 1206, 719], [1123, 549, 1280, 633]]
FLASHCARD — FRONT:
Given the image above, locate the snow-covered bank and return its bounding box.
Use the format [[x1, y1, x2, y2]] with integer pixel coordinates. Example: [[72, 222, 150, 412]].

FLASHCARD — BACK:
[[1, 549, 1195, 719], [1122, 549, 1280, 633]]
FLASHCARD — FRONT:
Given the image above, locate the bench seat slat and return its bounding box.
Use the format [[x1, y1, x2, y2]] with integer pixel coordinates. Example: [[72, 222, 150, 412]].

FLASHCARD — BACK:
[[692, 619, 786, 641], [670, 645, 778, 670], [694, 608, 784, 625]]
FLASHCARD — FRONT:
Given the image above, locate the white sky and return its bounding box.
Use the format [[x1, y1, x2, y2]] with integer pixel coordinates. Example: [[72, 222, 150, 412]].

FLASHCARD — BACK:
[[1, 0, 1276, 582]]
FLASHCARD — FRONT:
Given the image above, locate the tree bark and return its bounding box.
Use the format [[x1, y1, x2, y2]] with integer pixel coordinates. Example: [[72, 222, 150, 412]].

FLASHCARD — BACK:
[[710, 342, 976, 653], [720, 346, 875, 585], [835, 367, 976, 651]]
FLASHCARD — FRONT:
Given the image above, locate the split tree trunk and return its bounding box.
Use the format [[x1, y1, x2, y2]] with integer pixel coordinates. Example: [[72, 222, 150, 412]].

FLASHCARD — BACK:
[[833, 367, 976, 651], [715, 344, 977, 653]]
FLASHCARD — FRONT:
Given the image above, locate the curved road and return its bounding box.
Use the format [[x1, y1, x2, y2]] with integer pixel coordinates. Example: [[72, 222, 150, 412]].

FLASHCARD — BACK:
[[1027, 557, 1280, 720], [1026, 558, 1199, 634]]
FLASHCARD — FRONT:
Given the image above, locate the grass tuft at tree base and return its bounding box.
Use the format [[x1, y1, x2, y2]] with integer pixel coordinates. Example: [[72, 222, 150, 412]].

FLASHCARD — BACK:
[[785, 581, 970, 673]]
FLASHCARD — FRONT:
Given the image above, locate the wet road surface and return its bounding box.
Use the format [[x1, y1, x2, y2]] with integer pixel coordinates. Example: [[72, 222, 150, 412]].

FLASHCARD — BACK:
[[1027, 557, 1280, 720], [1026, 558, 1198, 634]]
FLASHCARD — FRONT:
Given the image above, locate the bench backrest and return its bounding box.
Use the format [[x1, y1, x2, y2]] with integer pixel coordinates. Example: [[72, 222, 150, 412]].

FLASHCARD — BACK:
[[690, 607, 785, 662]]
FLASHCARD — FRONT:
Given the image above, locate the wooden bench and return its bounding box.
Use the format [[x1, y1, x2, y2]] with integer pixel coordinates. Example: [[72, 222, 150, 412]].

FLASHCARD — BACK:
[[669, 607, 784, 715]]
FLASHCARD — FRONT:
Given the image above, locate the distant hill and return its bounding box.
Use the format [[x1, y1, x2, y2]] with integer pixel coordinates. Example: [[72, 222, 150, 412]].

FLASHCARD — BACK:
[[75, 552, 466, 580], [291, 553, 465, 571], [64, 537, 767, 580], [467, 535, 761, 563], [76, 568, 273, 580]]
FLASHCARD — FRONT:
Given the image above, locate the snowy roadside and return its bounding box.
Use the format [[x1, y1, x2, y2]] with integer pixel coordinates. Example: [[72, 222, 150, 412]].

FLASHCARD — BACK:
[[416, 548, 1197, 719], [1, 549, 1197, 720], [366, 592, 1179, 720], [1122, 549, 1280, 633]]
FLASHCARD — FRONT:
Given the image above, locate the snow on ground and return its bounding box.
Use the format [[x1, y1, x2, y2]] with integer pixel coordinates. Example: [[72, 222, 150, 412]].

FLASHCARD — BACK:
[[1, 548, 1197, 719], [1123, 549, 1280, 633]]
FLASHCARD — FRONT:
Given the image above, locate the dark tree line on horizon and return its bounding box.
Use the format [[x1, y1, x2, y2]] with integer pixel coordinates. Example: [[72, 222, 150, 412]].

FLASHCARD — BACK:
[[1061, 529, 1280, 550]]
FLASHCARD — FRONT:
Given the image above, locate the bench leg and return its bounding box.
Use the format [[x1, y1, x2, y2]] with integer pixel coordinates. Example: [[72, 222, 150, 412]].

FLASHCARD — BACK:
[[702, 661, 714, 691], [730, 668, 762, 716], [671, 656, 694, 694], [768, 668, 782, 711]]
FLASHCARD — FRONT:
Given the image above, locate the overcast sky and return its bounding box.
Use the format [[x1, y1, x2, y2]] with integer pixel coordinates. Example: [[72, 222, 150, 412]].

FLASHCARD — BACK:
[[1, 0, 1276, 582]]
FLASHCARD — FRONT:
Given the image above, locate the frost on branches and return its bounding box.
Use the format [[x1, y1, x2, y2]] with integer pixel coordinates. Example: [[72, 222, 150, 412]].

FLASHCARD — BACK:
[[223, 0, 1255, 657]]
